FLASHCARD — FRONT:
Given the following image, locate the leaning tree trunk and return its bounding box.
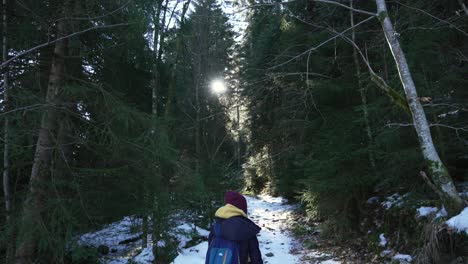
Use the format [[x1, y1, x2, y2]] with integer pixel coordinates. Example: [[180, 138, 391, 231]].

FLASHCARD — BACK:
[[375, 0, 464, 213], [15, 1, 70, 263]]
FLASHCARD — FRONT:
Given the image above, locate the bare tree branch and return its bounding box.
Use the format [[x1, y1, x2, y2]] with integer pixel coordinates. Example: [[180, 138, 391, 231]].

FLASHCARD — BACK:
[[0, 104, 50, 116], [420, 171, 444, 198], [312, 20, 410, 112], [396, 0, 468, 38], [0, 23, 129, 70], [386, 122, 468, 133], [312, 0, 376, 17], [268, 15, 375, 70], [226, 0, 376, 17]]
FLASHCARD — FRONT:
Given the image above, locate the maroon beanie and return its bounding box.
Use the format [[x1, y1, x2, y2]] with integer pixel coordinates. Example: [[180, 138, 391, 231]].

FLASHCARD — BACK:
[[225, 191, 247, 214]]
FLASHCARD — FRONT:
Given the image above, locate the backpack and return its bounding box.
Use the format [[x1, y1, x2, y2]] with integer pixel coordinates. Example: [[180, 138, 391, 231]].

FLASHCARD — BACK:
[[205, 222, 240, 264]]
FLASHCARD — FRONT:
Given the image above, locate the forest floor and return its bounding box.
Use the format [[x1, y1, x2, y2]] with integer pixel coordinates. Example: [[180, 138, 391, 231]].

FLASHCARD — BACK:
[[78, 195, 343, 264], [78, 192, 468, 263]]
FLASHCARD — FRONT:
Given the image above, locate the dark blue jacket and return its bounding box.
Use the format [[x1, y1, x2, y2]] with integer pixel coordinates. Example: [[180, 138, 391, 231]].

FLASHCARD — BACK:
[[208, 216, 263, 264]]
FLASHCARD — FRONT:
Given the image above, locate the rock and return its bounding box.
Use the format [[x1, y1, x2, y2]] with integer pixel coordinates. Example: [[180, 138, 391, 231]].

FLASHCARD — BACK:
[[97, 245, 109, 255], [265, 252, 274, 257]]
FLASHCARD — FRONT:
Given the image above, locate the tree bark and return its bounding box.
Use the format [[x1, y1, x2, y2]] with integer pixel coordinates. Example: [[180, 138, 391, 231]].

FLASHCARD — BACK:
[[375, 0, 463, 214], [145, 0, 170, 249], [15, 1, 70, 263], [2, 0, 11, 221], [350, 0, 376, 171], [3, 1, 14, 262], [151, 0, 164, 116]]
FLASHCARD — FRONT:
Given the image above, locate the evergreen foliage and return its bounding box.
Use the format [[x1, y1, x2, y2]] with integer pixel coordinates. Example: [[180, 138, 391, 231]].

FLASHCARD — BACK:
[[239, 0, 467, 237], [0, 0, 467, 262]]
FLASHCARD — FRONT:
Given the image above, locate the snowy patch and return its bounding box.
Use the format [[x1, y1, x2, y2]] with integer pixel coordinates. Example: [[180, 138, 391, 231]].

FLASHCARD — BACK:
[[435, 207, 448, 219], [171, 223, 209, 249], [380, 249, 393, 257], [438, 110, 459, 118], [367, 196, 379, 204], [172, 242, 208, 264], [416, 207, 438, 217], [393, 253, 412, 263], [106, 259, 130, 264], [381, 193, 407, 210], [78, 214, 209, 263], [320, 260, 341, 264], [446, 207, 468, 234], [133, 247, 154, 264], [379, 233, 387, 247], [257, 194, 288, 204], [78, 216, 142, 254]]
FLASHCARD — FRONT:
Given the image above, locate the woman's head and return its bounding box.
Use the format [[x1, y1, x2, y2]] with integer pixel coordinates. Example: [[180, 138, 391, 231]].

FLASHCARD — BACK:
[[225, 191, 247, 214]]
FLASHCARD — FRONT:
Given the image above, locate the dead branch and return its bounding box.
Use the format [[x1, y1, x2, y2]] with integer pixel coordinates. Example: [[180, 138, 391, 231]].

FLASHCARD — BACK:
[[396, 1, 468, 38], [420, 171, 444, 198]]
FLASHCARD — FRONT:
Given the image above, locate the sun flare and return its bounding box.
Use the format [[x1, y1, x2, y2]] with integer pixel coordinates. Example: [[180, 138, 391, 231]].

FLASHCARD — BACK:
[[211, 80, 227, 94]]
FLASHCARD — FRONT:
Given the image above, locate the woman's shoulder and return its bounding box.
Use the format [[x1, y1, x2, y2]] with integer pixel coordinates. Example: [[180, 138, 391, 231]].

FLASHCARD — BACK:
[[219, 216, 261, 232]]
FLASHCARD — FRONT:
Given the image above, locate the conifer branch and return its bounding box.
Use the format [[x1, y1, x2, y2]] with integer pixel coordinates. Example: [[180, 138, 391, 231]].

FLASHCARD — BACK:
[[0, 23, 129, 70]]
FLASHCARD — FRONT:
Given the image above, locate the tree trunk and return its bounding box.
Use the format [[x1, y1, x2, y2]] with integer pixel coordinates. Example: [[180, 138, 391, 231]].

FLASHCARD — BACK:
[[164, 0, 191, 118], [194, 53, 202, 175], [236, 99, 241, 169], [15, 1, 70, 262], [350, 0, 376, 171], [375, 0, 464, 213], [2, 0, 11, 221], [151, 0, 164, 116], [3, 1, 15, 262]]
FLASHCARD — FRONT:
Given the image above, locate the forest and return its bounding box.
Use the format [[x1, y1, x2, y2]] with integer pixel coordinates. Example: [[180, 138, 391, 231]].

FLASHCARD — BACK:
[[0, 0, 467, 263]]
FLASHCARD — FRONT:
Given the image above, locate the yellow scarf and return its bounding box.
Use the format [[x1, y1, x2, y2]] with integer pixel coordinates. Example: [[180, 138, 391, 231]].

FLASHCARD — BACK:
[[215, 204, 247, 219]]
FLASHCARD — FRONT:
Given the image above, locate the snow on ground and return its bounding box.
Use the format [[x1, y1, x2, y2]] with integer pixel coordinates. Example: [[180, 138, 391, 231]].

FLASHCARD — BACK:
[[446, 207, 468, 234], [392, 253, 412, 263], [78, 216, 142, 257], [416, 206, 438, 217], [246, 195, 300, 264], [379, 233, 387, 247], [416, 206, 447, 219], [133, 247, 153, 264], [366, 196, 379, 204], [381, 193, 408, 210], [79, 195, 339, 263], [78, 216, 210, 264], [173, 195, 303, 264], [173, 195, 340, 264]]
